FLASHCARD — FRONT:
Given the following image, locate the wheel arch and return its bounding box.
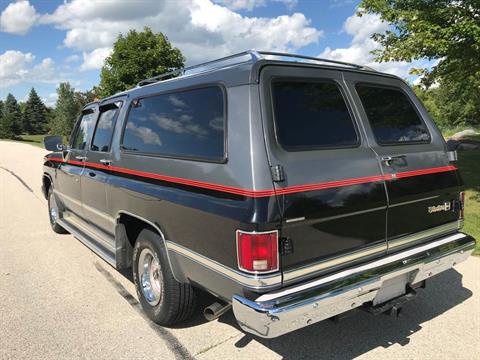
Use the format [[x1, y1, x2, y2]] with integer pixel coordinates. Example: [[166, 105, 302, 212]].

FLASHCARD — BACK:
[[115, 211, 186, 283]]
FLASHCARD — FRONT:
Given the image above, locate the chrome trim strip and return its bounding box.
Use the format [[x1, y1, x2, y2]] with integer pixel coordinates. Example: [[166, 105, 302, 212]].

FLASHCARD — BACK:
[[81, 203, 117, 225], [55, 190, 116, 225], [283, 241, 387, 283], [54, 189, 82, 207], [166, 241, 282, 288], [258, 232, 467, 302], [388, 195, 440, 208], [233, 233, 474, 338], [387, 221, 459, 250], [283, 221, 460, 284], [299, 206, 386, 225], [286, 217, 305, 224]]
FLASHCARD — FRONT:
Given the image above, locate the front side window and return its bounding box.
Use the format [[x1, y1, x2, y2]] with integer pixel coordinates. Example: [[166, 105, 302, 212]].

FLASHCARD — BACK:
[[272, 81, 358, 150], [71, 110, 96, 150], [122, 86, 225, 161], [91, 102, 121, 152], [356, 84, 430, 145]]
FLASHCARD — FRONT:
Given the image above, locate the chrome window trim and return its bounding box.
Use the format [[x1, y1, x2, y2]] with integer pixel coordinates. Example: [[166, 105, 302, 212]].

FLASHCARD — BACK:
[[166, 241, 282, 288]]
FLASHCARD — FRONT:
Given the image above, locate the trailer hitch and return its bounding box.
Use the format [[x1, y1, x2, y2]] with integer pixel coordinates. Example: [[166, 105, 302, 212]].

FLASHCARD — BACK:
[[361, 282, 424, 318]]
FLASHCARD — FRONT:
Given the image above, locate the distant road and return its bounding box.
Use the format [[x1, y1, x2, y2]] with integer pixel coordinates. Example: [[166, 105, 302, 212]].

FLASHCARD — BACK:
[[1, 140, 479, 360]]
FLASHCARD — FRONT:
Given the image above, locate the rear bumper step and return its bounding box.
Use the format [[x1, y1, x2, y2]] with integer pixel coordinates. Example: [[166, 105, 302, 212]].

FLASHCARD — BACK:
[[232, 232, 476, 338]]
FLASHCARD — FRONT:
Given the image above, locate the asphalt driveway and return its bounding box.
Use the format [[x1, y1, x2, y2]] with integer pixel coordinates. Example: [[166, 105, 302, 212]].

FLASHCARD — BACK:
[[1, 141, 479, 360]]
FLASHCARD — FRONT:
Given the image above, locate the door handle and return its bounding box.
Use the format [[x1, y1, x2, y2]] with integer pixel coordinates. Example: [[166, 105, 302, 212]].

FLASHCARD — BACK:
[[75, 156, 87, 161], [381, 155, 406, 166], [99, 159, 112, 166]]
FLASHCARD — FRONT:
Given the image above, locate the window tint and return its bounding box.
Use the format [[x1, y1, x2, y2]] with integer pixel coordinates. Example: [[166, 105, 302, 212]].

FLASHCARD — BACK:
[[272, 81, 358, 150], [91, 102, 121, 152], [71, 110, 96, 150], [122, 86, 225, 161], [356, 84, 430, 144]]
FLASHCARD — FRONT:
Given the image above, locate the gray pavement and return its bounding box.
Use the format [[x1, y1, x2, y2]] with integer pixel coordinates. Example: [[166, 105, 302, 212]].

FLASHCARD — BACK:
[[0, 140, 479, 360]]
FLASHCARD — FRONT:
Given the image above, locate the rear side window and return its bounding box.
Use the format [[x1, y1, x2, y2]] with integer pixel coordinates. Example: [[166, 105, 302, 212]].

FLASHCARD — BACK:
[[91, 102, 121, 152], [356, 84, 430, 144], [122, 86, 225, 161], [71, 110, 96, 150], [272, 81, 358, 150]]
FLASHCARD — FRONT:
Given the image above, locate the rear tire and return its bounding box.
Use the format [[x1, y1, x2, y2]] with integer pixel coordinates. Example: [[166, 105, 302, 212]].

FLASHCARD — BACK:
[[47, 187, 68, 234], [133, 228, 196, 326]]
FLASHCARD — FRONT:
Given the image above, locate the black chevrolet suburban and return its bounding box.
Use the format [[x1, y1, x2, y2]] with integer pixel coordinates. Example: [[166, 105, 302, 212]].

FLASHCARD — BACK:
[[42, 51, 476, 338]]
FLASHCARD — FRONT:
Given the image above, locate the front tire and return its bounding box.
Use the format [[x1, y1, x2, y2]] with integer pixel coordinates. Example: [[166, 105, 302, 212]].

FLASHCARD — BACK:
[[133, 228, 196, 326], [47, 187, 68, 234]]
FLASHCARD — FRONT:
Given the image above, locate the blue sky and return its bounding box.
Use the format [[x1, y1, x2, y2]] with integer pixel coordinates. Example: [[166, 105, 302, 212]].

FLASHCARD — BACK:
[[0, 0, 420, 107]]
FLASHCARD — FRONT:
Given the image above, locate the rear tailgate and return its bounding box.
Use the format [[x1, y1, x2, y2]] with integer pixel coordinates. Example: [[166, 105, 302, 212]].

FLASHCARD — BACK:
[[344, 72, 463, 252], [259, 65, 389, 283]]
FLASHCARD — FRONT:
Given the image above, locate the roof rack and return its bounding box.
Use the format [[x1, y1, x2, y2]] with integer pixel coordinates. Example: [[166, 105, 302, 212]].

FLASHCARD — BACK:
[[137, 50, 370, 87]]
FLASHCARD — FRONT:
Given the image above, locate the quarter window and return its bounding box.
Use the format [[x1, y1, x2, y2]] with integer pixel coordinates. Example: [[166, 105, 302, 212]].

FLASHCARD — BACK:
[[272, 81, 358, 150], [356, 84, 430, 144], [122, 86, 225, 161], [91, 102, 121, 152], [71, 110, 96, 150]]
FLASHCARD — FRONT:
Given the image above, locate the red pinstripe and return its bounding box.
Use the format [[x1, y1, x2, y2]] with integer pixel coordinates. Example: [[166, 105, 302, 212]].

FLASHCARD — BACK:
[[44, 157, 457, 198]]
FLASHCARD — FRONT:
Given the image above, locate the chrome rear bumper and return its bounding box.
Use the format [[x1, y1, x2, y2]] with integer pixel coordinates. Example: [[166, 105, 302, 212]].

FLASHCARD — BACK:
[[232, 232, 476, 338]]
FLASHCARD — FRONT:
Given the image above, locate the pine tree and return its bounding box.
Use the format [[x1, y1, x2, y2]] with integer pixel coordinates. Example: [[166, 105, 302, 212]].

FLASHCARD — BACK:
[[1, 94, 22, 138], [50, 83, 81, 137], [23, 88, 48, 134]]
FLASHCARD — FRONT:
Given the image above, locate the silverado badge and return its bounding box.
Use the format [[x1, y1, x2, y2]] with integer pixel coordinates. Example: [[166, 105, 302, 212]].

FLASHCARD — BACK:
[[428, 201, 451, 214]]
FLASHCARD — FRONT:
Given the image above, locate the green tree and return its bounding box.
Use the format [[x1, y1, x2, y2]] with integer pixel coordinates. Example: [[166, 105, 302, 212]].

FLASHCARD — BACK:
[[75, 89, 97, 108], [23, 88, 48, 134], [98, 27, 185, 97], [50, 83, 82, 137], [1, 94, 22, 138], [359, 0, 480, 126]]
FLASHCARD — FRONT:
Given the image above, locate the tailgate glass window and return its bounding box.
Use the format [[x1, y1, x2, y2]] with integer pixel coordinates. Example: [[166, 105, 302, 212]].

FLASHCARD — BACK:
[[356, 84, 430, 145], [272, 81, 358, 150]]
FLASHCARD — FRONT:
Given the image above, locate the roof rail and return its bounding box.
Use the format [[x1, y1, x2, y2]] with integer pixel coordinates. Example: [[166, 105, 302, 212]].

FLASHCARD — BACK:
[[137, 50, 369, 87]]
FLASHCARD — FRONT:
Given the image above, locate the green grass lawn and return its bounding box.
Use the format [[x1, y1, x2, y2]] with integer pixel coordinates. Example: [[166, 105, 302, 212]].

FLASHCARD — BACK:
[[0, 134, 46, 148], [456, 150, 480, 254]]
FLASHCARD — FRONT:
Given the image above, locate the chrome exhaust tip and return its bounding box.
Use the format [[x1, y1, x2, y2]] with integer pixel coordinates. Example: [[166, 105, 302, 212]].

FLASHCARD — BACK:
[[203, 302, 232, 321]]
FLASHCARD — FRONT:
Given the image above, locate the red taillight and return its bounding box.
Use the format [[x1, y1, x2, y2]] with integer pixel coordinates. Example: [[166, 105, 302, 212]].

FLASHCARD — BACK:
[[236, 230, 279, 273], [459, 191, 465, 219]]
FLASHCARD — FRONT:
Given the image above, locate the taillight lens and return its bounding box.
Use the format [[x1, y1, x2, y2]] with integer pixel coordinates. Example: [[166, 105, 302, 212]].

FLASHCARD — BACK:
[[236, 230, 279, 273], [459, 191, 465, 219]]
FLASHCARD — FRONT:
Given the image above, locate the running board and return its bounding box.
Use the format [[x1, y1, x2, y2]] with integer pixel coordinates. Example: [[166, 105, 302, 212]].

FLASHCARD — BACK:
[[57, 218, 116, 267]]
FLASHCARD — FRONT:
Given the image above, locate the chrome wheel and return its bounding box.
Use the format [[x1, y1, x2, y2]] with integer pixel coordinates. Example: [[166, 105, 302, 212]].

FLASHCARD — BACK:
[[138, 248, 162, 306]]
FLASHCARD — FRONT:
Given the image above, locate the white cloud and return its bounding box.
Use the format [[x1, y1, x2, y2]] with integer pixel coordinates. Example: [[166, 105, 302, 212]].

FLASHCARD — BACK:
[[79, 47, 112, 71], [41, 0, 321, 67], [42, 93, 58, 108], [319, 12, 417, 78], [65, 54, 81, 63], [0, 50, 58, 88], [0, 0, 38, 35], [214, 0, 267, 11]]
